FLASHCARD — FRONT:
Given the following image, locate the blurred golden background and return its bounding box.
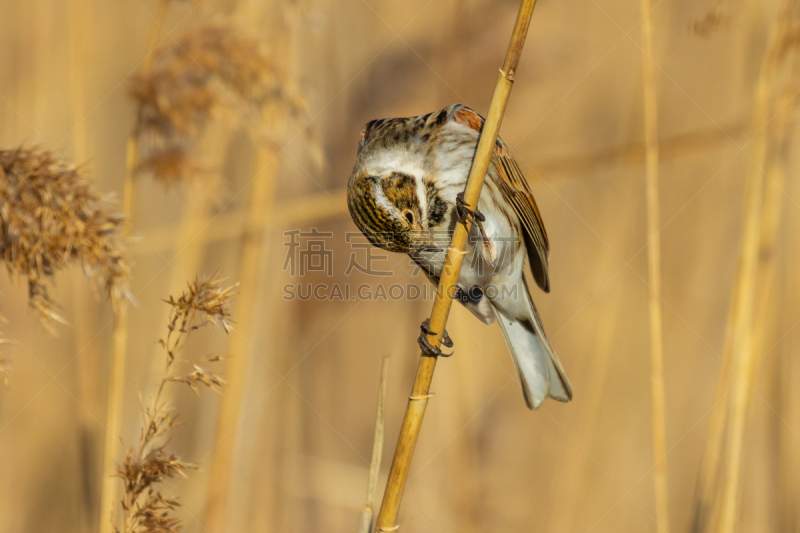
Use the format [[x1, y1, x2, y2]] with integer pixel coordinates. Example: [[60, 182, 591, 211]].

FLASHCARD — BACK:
[[0, 0, 798, 532]]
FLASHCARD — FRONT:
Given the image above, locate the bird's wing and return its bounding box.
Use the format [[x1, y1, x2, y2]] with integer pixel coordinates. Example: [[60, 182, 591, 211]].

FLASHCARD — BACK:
[[450, 105, 551, 292]]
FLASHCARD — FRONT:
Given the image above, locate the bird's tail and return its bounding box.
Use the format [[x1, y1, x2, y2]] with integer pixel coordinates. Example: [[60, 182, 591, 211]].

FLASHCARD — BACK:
[[494, 283, 572, 410]]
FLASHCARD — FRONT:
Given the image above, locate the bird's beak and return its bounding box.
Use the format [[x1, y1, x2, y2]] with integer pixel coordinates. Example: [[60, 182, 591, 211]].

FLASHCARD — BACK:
[[417, 230, 443, 254], [419, 243, 443, 253]]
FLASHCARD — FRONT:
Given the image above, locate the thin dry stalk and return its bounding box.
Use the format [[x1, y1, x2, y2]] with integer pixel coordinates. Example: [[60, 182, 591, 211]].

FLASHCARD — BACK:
[[68, 0, 104, 526], [100, 5, 172, 531], [640, 1, 669, 530], [690, 263, 740, 533], [203, 147, 279, 532], [116, 275, 234, 533], [100, 135, 141, 533], [717, 5, 792, 532], [375, 1, 538, 529], [359, 358, 389, 533]]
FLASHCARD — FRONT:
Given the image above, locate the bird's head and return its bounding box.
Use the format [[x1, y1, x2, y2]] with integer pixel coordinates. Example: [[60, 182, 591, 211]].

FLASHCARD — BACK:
[[347, 166, 443, 254], [347, 115, 450, 254]]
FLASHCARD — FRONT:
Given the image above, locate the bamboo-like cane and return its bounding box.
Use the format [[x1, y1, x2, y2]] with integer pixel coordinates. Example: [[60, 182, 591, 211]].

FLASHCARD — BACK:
[[375, 1, 538, 529], [716, 7, 787, 532], [639, 2, 670, 531], [359, 358, 389, 533], [99, 4, 170, 531], [203, 146, 279, 533]]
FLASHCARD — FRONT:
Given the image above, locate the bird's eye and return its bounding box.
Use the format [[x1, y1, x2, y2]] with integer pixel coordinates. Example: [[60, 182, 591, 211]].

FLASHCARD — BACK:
[[403, 210, 414, 225]]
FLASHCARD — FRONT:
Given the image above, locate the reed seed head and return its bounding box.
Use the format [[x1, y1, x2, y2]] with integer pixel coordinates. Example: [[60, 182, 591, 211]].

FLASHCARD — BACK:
[[130, 23, 307, 184], [0, 148, 130, 326]]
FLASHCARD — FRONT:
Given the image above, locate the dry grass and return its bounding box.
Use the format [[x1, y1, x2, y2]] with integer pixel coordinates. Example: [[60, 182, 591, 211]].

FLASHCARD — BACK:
[[0, 148, 130, 325], [115, 274, 235, 533]]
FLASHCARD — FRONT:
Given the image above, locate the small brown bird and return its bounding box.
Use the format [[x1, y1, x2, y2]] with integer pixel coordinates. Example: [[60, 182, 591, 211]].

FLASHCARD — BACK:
[[347, 104, 572, 410]]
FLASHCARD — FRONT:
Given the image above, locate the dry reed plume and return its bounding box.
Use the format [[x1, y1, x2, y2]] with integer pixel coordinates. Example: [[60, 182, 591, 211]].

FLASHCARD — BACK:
[[130, 23, 306, 184], [0, 148, 130, 325], [115, 274, 235, 533]]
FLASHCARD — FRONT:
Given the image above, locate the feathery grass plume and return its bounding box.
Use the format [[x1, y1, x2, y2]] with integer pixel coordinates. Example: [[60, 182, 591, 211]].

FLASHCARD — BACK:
[[0, 148, 130, 326], [129, 23, 306, 185], [115, 274, 235, 533]]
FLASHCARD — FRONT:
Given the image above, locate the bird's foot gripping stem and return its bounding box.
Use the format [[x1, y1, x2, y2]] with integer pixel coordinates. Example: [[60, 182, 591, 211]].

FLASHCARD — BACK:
[[418, 318, 453, 357], [456, 192, 485, 228]]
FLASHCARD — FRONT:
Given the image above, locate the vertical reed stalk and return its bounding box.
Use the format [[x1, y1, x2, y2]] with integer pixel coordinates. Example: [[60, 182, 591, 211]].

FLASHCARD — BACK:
[[690, 266, 740, 533], [359, 358, 389, 533], [203, 147, 279, 533], [639, 1, 669, 531], [99, 5, 170, 531], [375, 1, 538, 529], [717, 7, 787, 532], [98, 136, 138, 533], [68, 0, 101, 528]]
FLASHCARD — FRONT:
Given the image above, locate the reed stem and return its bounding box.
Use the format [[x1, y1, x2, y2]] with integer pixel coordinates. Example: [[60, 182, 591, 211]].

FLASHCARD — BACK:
[[359, 358, 389, 533], [639, 1, 669, 531], [98, 135, 138, 533], [375, 1, 538, 529], [68, 0, 101, 528], [717, 6, 787, 531], [203, 147, 279, 533], [99, 4, 170, 529]]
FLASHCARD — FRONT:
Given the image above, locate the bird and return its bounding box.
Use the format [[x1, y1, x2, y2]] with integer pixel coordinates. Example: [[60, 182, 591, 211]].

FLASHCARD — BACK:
[[346, 103, 572, 410]]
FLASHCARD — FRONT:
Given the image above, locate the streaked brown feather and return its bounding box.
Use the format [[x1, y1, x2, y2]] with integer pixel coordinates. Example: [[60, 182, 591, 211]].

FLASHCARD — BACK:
[[452, 105, 551, 292]]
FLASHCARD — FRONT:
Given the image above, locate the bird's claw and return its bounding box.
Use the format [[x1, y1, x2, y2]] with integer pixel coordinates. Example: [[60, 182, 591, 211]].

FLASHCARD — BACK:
[[456, 192, 485, 227], [418, 318, 453, 357]]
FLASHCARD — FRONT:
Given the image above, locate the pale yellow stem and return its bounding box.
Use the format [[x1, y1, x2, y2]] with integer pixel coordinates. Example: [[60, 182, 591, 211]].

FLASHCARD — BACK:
[[99, 4, 169, 529], [203, 147, 279, 533], [639, 1, 669, 531], [99, 135, 137, 533], [717, 7, 787, 532], [359, 358, 389, 533], [375, 1, 538, 529], [68, 0, 101, 529]]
